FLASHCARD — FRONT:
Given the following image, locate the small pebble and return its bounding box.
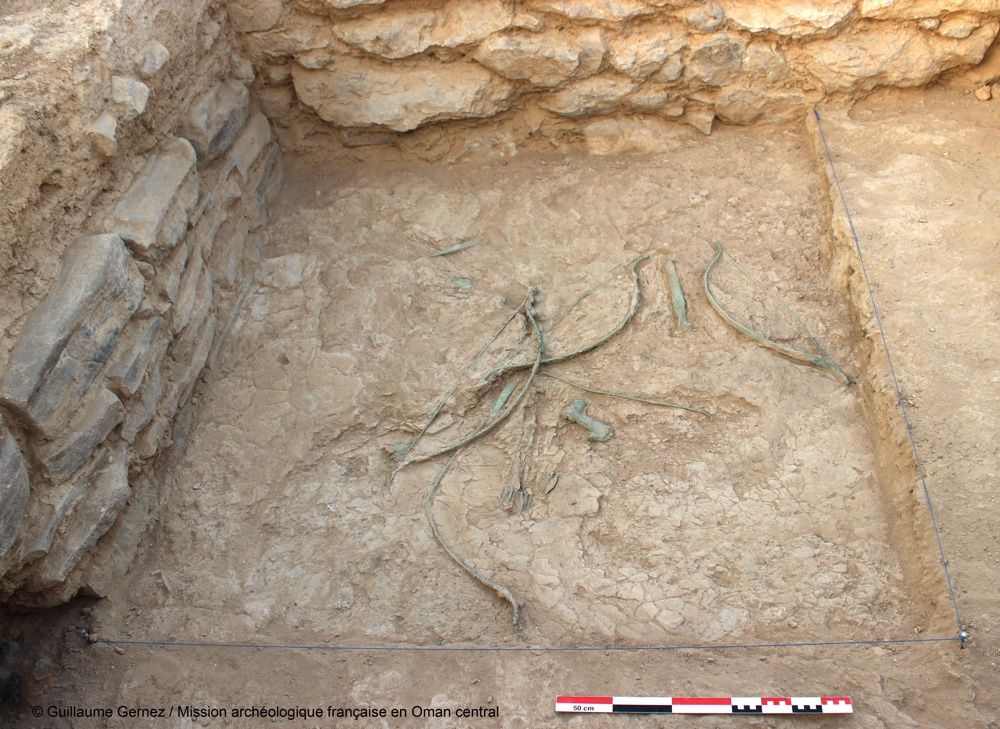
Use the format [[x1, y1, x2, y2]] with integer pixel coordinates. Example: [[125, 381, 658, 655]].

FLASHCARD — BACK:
[[135, 41, 169, 78], [110, 76, 149, 119], [85, 112, 117, 157], [974, 85, 992, 101]]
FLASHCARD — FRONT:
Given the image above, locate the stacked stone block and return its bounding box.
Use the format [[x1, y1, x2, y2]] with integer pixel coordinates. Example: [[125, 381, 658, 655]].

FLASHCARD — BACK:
[[231, 0, 1000, 136], [0, 78, 283, 605]]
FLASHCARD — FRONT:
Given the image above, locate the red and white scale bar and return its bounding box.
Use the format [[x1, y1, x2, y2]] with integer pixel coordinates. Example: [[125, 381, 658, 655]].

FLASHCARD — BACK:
[[556, 696, 852, 715]]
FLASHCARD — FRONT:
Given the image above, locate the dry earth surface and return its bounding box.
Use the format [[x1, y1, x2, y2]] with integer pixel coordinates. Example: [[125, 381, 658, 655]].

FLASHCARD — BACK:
[[4, 87, 1000, 728], [103, 126, 917, 648]]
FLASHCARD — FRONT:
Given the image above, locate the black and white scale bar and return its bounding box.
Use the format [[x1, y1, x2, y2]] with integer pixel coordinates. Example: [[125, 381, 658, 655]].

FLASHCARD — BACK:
[[555, 696, 852, 715]]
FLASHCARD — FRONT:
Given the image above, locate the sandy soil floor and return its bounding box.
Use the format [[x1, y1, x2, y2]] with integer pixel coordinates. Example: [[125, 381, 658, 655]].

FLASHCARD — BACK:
[[6, 88, 1000, 728], [104, 124, 920, 649]]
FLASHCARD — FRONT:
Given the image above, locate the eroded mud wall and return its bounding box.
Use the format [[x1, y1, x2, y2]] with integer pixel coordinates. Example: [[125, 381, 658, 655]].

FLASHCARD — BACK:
[[0, 0, 284, 606]]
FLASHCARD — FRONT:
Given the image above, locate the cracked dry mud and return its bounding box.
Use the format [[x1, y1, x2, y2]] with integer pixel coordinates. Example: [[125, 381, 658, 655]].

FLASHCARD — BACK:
[[102, 124, 943, 654], [26, 89, 1000, 729]]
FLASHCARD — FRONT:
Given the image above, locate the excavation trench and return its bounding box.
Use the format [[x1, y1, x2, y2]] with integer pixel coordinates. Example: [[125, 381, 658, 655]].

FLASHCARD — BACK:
[[4, 2, 1000, 724], [92, 121, 952, 650]]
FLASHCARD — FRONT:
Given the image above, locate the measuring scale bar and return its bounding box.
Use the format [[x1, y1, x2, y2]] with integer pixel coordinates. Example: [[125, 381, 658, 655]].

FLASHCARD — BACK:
[[555, 696, 853, 715]]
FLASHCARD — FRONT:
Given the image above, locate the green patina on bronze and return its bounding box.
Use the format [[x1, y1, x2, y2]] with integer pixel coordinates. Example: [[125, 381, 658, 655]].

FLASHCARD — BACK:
[[665, 259, 694, 332], [703, 240, 854, 385]]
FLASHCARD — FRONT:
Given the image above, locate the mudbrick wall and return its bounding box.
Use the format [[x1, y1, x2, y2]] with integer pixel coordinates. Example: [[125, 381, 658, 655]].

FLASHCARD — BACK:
[[0, 0, 283, 607], [233, 0, 1000, 141]]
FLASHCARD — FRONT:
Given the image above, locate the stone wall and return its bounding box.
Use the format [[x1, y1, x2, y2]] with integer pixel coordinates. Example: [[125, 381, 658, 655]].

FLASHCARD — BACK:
[[3, 0, 999, 610], [232, 0, 1000, 139], [0, 0, 283, 606]]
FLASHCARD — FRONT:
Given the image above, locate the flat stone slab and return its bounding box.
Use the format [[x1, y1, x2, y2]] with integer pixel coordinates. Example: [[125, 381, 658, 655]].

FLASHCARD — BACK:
[[27, 442, 130, 590], [4, 447, 110, 577], [0, 427, 29, 557], [105, 315, 166, 399], [0, 234, 143, 432], [229, 110, 272, 180], [37, 388, 125, 483], [110, 138, 197, 258]]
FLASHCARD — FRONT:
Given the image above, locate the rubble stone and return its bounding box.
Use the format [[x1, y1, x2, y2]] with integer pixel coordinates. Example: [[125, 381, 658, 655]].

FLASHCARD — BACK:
[[333, 0, 512, 59], [86, 112, 118, 157], [292, 57, 515, 131], [178, 79, 251, 161], [110, 76, 149, 120], [541, 75, 637, 116], [474, 32, 582, 87], [135, 41, 169, 78]]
